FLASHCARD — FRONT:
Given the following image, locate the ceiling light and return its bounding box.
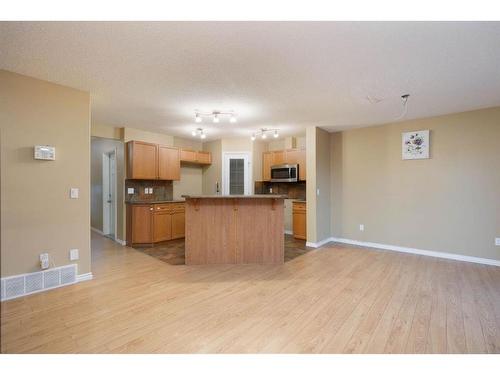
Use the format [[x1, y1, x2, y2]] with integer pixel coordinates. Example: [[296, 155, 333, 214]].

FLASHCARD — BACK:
[[230, 114, 237, 123], [213, 114, 219, 123], [250, 128, 280, 141], [195, 113, 202, 123], [200, 132, 206, 139], [191, 130, 197, 136]]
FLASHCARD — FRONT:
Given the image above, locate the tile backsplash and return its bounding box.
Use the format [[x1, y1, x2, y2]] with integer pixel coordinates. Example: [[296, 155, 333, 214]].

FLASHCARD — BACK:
[[254, 181, 306, 200], [125, 179, 173, 202]]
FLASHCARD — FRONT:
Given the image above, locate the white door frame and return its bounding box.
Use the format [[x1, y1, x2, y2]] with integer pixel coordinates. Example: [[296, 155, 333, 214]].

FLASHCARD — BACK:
[[222, 152, 252, 195], [102, 149, 117, 239]]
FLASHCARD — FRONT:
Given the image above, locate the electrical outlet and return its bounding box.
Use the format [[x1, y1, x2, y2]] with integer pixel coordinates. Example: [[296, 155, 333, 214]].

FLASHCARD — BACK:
[[39, 253, 49, 270], [316, 188, 320, 196], [495, 238, 500, 246], [144, 188, 149, 194], [150, 188, 153, 194], [69, 248, 79, 261], [359, 224, 365, 231], [70, 188, 79, 199], [127, 188, 134, 194]]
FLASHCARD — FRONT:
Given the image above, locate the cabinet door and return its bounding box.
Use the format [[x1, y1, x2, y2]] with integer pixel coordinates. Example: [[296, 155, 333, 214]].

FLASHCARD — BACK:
[[285, 149, 299, 164], [273, 150, 285, 165], [262, 152, 273, 181], [132, 205, 153, 243], [158, 145, 180, 180], [171, 212, 185, 239], [196, 151, 211, 165], [153, 211, 172, 242], [127, 141, 158, 179], [180, 149, 197, 163], [292, 211, 307, 240]]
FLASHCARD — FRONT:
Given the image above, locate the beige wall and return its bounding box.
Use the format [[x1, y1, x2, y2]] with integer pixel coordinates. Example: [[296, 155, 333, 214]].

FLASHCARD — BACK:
[[306, 127, 331, 243], [91, 136, 125, 241], [330, 106, 500, 261], [173, 137, 203, 200], [0, 70, 91, 277], [202, 140, 222, 194], [122, 127, 174, 145], [91, 122, 122, 140]]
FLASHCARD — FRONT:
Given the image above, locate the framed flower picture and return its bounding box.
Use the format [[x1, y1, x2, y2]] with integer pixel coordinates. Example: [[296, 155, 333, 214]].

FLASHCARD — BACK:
[[402, 130, 430, 160]]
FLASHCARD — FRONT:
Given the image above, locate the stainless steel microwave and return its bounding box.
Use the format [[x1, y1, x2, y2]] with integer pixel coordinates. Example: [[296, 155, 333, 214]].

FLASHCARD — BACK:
[[271, 164, 298, 182]]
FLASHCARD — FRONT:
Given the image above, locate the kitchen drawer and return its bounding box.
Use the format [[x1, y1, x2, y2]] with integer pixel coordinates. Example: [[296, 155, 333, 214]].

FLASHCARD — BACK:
[[292, 201, 306, 213], [154, 204, 172, 212]]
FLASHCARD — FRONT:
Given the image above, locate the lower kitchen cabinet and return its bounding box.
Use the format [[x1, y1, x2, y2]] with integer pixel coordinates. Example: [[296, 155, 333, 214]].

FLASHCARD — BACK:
[[292, 201, 307, 240], [127, 202, 185, 245], [153, 210, 172, 242]]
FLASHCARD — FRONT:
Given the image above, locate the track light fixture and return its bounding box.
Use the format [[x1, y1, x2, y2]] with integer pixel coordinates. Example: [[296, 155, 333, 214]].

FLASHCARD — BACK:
[[191, 128, 206, 139], [250, 128, 280, 141], [194, 110, 237, 124]]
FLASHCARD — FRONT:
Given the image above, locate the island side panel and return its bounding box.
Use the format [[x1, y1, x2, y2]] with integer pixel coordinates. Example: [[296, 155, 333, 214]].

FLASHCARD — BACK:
[[236, 198, 284, 264], [185, 198, 237, 265]]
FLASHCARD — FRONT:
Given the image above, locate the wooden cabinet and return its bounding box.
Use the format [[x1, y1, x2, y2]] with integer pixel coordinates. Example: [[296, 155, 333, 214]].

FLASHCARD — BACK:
[[129, 204, 154, 244], [171, 204, 186, 239], [292, 201, 307, 240], [127, 202, 185, 245], [127, 141, 158, 180], [262, 148, 307, 181], [262, 152, 274, 181], [127, 141, 181, 180], [158, 146, 180, 181], [196, 151, 211, 165], [180, 149, 212, 165], [273, 150, 285, 165], [153, 209, 172, 242]]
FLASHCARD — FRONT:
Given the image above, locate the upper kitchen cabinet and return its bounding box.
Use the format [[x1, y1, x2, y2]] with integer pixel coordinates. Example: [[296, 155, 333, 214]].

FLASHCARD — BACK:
[[126, 141, 180, 180], [285, 149, 306, 181], [127, 141, 158, 179], [262, 148, 306, 181], [180, 149, 212, 165], [158, 145, 180, 181]]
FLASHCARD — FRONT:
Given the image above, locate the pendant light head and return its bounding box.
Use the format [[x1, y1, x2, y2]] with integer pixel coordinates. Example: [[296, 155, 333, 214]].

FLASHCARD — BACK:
[[273, 130, 279, 138], [230, 114, 237, 123], [251, 134, 256, 141], [195, 113, 202, 123], [261, 133, 267, 139], [191, 130, 197, 136], [213, 113, 219, 123], [200, 132, 206, 139]]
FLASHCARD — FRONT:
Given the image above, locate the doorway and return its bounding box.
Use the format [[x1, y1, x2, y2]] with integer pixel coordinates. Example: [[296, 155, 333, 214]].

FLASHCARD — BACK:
[[102, 150, 117, 240], [222, 152, 252, 195]]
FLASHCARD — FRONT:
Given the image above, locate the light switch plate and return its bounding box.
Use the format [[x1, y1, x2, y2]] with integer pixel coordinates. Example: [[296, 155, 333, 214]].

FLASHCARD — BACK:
[[70, 188, 79, 199], [495, 238, 500, 246], [127, 188, 134, 194], [69, 249, 79, 261], [359, 224, 365, 231]]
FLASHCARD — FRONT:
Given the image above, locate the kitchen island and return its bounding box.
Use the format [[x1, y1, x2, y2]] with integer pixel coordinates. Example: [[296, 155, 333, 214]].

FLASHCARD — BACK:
[[182, 195, 286, 265]]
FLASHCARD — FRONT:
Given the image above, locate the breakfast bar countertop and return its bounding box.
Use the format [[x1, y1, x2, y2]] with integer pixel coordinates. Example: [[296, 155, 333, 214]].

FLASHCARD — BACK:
[[181, 194, 287, 199]]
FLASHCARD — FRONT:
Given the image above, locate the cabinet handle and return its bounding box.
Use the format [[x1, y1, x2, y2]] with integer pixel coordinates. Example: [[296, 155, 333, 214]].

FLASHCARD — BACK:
[[150, 207, 153, 211]]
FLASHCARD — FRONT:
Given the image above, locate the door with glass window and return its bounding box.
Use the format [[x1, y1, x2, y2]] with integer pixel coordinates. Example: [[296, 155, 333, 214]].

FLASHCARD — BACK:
[[223, 153, 251, 195]]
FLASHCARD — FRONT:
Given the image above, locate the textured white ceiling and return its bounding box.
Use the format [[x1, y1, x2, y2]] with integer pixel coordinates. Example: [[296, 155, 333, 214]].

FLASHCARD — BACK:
[[1, 21, 500, 140]]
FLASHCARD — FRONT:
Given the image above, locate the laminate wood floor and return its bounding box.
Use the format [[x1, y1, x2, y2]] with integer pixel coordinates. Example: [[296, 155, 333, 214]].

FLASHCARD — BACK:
[[1, 232, 499, 353]]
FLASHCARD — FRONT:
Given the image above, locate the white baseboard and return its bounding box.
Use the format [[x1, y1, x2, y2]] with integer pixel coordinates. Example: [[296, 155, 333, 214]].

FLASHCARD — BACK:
[[115, 238, 126, 246], [306, 237, 334, 248], [90, 227, 104, 235], [76, 272, 93, 282], [330, 237, 500, 267], [284, 230, 293, 235]]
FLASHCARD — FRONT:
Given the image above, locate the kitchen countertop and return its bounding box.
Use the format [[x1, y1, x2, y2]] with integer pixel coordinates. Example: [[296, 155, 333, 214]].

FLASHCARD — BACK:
[[125, 199, 185, 204], [182, 194, 287, 199]]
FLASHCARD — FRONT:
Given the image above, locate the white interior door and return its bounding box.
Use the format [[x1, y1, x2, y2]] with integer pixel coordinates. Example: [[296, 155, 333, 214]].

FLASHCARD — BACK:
[[222, 152, 251, 195], [102, 150, 117, 238]]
